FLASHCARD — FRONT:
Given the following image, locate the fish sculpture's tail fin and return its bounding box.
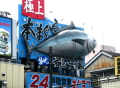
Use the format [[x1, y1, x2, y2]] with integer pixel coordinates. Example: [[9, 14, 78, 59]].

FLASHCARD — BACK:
[[23, 36, 33, 66]]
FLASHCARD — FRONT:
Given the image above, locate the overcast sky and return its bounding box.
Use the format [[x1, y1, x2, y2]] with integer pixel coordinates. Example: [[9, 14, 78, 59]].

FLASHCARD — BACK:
[[1, 0, 120, 52]]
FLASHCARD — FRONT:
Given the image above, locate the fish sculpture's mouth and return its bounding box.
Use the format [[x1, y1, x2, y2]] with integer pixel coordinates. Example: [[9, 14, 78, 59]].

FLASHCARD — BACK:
[[87, 38, 97, 53]]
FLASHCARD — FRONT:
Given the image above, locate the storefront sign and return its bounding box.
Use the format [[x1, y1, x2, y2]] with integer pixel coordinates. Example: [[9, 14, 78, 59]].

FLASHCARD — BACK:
[[21, 17, 58, 41], [26, 72, 91, 88], [0, 16, 12, 58], [18, 3, 85, 77], [22, 0, 44, 19], [18, 4, 60, 63]]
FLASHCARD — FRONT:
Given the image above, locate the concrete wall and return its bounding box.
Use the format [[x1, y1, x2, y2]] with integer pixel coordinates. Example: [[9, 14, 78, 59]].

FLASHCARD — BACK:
[[101, 78, 120, 88]]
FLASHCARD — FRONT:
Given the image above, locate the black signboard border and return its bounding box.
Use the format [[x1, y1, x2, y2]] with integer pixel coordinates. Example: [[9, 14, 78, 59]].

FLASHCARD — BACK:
[[0, 16, 12, 59]]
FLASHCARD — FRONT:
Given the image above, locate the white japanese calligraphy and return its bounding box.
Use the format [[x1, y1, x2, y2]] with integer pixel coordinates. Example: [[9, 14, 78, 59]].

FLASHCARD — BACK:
[[38, 57, 49, 65], [35, 1, 44, 15], [24, 0, 34, 13]]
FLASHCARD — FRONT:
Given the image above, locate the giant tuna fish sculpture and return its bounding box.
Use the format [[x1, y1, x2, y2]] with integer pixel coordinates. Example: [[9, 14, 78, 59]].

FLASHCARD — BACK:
[[24, 21, 97, 64]]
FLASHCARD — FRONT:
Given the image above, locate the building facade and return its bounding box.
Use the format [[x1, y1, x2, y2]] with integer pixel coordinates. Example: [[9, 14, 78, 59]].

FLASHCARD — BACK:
[[85, 45, 116, 63], [84, 50, 120, 88]]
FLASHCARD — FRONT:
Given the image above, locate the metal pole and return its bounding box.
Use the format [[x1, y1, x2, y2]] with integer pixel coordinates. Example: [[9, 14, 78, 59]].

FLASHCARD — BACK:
[[49, 47, 52, 88]]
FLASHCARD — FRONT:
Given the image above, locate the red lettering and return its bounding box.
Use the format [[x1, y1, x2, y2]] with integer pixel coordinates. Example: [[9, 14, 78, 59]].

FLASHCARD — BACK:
[[82, 80, 86, 88], [78, 79, 81, 84], [82, 85, 86, 88], [86, 81, 90, 88], [72, 79, 77, 88], [3, 23, 6, 26], [0, 22, 2, 25], [30, 74, 49, 88], [77, 79, 81, 88], [39, 75, 49, 88], [0, 22, 10, 27], [7, 23, 10, 27], [30, 74, 40, 88], [3, 23, 10, 27]]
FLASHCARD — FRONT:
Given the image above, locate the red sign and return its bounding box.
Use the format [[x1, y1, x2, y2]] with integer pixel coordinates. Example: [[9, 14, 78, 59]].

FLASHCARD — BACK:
[[22, 0, 44, 19], [29, 74, 91, 88]]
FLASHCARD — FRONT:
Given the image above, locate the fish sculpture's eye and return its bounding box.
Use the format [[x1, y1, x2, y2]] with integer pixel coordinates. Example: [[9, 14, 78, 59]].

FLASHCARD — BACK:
[[92, 38, 96, 43]]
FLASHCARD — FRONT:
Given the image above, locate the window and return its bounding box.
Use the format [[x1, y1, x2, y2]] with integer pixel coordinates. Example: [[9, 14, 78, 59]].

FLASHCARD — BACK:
[[91, 69, 114, 78], [92, 72, 103, 78], [104, 69, 114, 77]]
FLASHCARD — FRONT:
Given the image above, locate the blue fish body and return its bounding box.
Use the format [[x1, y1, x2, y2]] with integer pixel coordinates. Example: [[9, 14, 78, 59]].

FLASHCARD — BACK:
[[31, 29, 96, 59], [24, 22, 97, 64]]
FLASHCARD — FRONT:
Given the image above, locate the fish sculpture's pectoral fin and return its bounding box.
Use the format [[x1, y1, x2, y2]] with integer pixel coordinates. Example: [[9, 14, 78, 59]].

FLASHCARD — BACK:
[[23, 36, 34, 66], [72, 39, 86, 46]]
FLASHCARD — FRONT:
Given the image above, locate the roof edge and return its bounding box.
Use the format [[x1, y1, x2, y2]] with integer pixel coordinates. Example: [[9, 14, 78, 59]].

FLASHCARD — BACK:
[[84, 50, 112, 69]]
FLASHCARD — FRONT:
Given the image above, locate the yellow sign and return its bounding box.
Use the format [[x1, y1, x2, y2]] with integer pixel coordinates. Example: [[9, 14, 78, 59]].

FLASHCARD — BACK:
[[114, 56, 120, 75]]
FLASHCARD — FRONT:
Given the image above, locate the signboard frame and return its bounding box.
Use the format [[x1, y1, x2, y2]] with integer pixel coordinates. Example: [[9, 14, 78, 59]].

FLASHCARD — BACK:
[[0, 16, 12, 59]]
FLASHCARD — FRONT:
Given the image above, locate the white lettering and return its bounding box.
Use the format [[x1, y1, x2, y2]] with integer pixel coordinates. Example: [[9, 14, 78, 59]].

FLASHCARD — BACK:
[[38, 57, 49, 65], [35, 1, 44, 15], [24, 0, 34, 13]]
